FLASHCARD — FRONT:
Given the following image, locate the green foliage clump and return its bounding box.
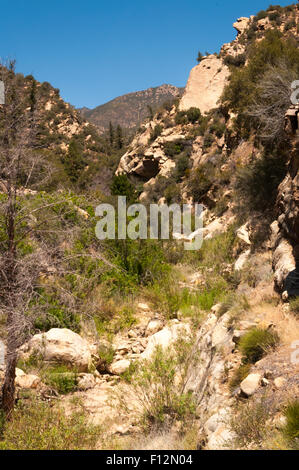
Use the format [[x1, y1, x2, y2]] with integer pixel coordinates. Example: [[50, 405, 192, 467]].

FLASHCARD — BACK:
[[0, 401, 100, 450], [110, 174, 137, 202], [186, 163, 215, 202], [149, 124, 163, 142], [239, 328, 280, 364], [230, 396, 275, 449], [284, 19, 296, 31], [197, 51, 204, 63], [186, 107, 201, 124], [175, 108, 201, 125], [222, 30, 299, 119], [234, 152, 287, 214], [163, 139, 185, 157], [43, 365, 78, 394], [282, 401, 299, 449], [127, 342, 196, 428], [61, 139, 86, 183], [290, 297, 299, 316], [223, 54, 246, 67], [33, 290, 80, 333], [229, 363, 251, 392]]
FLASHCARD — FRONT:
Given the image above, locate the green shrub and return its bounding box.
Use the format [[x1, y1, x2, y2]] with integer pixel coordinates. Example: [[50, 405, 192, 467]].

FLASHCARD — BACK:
[[197, 51, 204, 63], [149, 124, 163, 142], [234, 152, 287, 214], [209, 120, 226, 138], [175, 111, 188, 126], [282, 401, 299, 449], [164, 184, 181, 204], [284, 19, 296, 31], [186, 107, 201, 123], [0, 400, 100, 450], [186, 163, 215, 202], [110, 174, 137, 202], [203, 132, 214, 151], [230, 396, 275, 449], [163, 139, 185, 157], [222, 30, 299, 117], [126, 342, 196, 429], [239, 328, 280, 364], [229, 363, 251, 392], [43, 365, 78, 394], [255, 10, 267, 20], [290, 297, 299, 315], [223, 54, 246, 67]]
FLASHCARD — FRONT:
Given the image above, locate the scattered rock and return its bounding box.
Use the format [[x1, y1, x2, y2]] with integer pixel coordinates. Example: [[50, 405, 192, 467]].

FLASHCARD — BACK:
[[240, 373, 262, 397], [77, 374, 96, 391], [137, 303, 150, 311], [128, 330, 138, 339], [206, 425, 235, 450], [15, 372, 41, 389], [234, 249, 251, 271], [108, 359, 131, 376], [145, 319, 164, 337], [274, 377, 287, 389], [236, 223, 251, 245], [204, 408, 230, 436]]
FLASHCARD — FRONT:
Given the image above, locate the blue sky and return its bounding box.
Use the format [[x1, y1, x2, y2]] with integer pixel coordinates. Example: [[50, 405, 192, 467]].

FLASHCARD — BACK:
[[0, 0, 294, 108]]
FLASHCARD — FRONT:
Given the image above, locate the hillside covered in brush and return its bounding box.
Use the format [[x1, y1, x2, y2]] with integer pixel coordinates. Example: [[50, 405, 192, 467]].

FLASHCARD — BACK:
[[80, 84, 183, 133]]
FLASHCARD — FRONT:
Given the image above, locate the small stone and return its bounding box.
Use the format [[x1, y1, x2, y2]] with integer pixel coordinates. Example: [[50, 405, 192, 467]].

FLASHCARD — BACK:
[[108, 359, 131, 376], [128, 330, 137, 338], [264, 370, 273, 379], [15, 373, 41, 389], [240, 373, 262, 397], [145, 319, 163, 337], [261, 378, 269, 387], [77, 374, 96, 391], [137, 303, 150, 311], [232, 330, 246, 344], [274, 377, 287, 389]]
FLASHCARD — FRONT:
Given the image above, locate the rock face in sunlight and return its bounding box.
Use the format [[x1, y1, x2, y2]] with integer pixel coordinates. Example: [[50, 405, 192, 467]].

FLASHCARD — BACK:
[[179, 56, 230, 114], [233, 17, 251, 35]]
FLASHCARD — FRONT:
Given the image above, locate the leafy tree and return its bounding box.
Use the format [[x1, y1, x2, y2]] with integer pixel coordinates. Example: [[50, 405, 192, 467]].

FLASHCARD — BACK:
[[197, 51, 204, 63], [186, 107, 201, 123], [110, 174, 136, 202], [116, 125, 123, 149], [63, 139, 85, 183], [109, 121, 114, 146]]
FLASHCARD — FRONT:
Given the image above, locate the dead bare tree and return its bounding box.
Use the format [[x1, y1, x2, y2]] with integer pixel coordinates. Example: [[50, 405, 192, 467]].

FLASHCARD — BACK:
[[0, 61, 55, 417], [247, 61, 296, 143]]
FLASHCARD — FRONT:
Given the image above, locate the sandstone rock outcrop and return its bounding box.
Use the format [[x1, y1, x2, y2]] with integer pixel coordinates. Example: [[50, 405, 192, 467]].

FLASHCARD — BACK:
[[179, 56, 230, 114], [233, 17, 251, 35], [141, 321, 191, 360]]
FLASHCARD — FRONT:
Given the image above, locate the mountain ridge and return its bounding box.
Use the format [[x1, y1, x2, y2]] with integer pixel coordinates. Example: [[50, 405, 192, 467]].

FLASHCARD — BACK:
[[79, 83, 184, 133]]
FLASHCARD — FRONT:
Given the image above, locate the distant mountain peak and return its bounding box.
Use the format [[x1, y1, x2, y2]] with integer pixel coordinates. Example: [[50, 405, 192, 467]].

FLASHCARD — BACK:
[[79, 84, 184, 133]]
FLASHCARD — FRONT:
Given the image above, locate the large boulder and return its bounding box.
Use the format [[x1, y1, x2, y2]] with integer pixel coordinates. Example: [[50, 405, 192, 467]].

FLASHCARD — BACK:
[[179, 56, 230, 115], [141, 321, 191, 360], [19, 328, 92, 372]]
